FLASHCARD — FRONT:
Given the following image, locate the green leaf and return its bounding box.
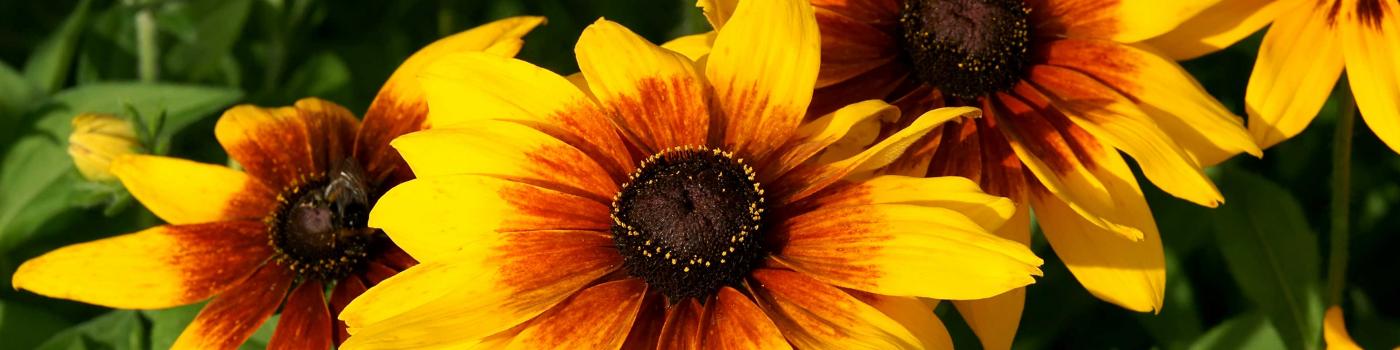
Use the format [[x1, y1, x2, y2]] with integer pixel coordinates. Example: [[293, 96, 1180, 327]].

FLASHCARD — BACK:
[[280, 51, 350, 101], [1190, 313, 1287, 350], [23, 0, 93, 94], [1212, 168, 1325, 350], [0, 299, 76, 350], [159, 0, 254, 83], [34, 310, 145, 350], [0, 83, 241, 253], [0, 60, 41, 122], [1135, 249, 1204, 350]]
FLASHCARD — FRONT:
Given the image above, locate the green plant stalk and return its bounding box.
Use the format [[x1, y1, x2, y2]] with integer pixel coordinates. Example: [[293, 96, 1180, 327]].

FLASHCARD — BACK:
[[1327, 81, 1356, 306], [135, 4, 158, 82]]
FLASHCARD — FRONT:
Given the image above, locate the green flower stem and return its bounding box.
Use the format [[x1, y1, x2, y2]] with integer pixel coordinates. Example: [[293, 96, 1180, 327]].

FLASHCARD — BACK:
[[134, 1, 158, 82], [1327, 81, 1356, 306]]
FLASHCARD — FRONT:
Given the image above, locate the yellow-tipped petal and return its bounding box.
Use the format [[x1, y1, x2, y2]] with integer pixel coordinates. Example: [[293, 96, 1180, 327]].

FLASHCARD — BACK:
[[795, 175, 1015, 232], [1340, 2, 1400, 154], [111, 155, 275, 225], [576, 19, 710, 153], [768, 99, 899, 180], [504, 279, 648, 349], [1246, 2, 1344, 150], [953, 201, 1032, 350], [706, 0, 820, 161], [750, 269, 924, 349]]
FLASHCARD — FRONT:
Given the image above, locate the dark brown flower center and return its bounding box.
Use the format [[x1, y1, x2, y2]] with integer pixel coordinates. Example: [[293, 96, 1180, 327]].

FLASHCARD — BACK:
[[269, 159, 376, 281], [898, 0, 1032, 98], [611, 147, 766, 302]]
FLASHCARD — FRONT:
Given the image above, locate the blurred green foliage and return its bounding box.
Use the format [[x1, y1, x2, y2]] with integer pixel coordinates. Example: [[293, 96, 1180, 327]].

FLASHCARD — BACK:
[[0, 0, 1396, 349]]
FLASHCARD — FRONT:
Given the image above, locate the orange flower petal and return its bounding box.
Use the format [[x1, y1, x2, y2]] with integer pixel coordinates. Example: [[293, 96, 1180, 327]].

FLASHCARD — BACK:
[[657, 299, 707, 350], [13, 222, 271, 309], [268, 281, 333, 350], [814, 7, 897, 88], [704, 287, 791, 350], [110, 155, 275, 225], [215, 98, 359, 190], [1031, 0, 1220, 42], [171, 262, 294, 350], [505, 279, 648, 349], [750, 269, 923, 349], [811, 0, 901, 25]]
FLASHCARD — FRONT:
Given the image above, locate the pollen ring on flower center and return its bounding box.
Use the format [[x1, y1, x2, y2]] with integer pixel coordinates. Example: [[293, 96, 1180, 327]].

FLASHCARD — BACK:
[[266, 172, 376, 282], [611, 146, 767, 302], [898, 0, 1033, 98]]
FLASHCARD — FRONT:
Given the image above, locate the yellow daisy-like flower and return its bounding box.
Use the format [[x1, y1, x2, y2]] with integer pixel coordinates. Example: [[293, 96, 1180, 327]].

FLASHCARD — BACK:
[[339, 0, 1043, 348], [1176, 0, 1400, 153], [693, 0, 1263, 347], [11, 17, 542, 350]]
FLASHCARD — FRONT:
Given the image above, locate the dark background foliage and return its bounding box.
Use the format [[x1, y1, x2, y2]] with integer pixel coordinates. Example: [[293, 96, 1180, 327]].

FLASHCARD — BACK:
[[0, 0, 1396, 349]]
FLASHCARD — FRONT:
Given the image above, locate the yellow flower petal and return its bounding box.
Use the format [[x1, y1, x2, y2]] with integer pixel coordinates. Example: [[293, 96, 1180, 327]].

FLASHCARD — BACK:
[[767, 99, 899, 181], [860, 294, 954, 350], [505, 279, 647, 349], [698, 0, 739, 29], [775, 203, 1042, 300], [706, 0, 820, 161], [367, 174, 611, 262], [793, 175, 1015, 232], [111, 155, 275, 224], [340, 231, 620, 349], [418, 52, 632, 175], [13, 222, 271, 309], [750, 269, 924, 349], [1324, 306, 1364, 350], [1049, 0, 1222, 42], [390, 121, 619, 203], [215, 99, 359, 190], [1039, 38, 1260, 166], [953, 202, 1031, 350], [1340, 2, 1400, 154], [577, 19, 710, 153], [1026, 65, 1222, 207], [1144, 0, 1287, 60], [661, 32, 716, 62], [1032, 178, 1166, 312], [1246, 1, 1344, 150]]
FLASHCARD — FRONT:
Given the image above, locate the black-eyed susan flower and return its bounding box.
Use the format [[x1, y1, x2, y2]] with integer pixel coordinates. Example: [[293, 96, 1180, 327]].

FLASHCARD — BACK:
[[691, 0, 1264, 347], [1179, 0, 1398, 153], [338, 0, 1043, 348], [11, 17, 543, 350], [68, 113, 142, 182]]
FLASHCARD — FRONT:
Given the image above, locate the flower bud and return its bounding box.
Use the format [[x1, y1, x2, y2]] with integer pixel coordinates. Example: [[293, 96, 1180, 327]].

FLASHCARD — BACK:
[[67, 113, 141, 182]]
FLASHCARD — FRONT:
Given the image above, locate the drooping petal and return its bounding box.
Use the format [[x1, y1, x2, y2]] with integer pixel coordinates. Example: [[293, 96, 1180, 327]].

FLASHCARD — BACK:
[[577, 19, 710, 153], [766, 100, 900, 181], [419, 52, 632, 178], [390, 121, 619, 203], [1143, 0, 1287, 60], [814, 6, 897, 88], [368, 174, 611, 262], [1025, 65, 1222, 207], [705, 287, 792, 350], [661, 32, 716, 61], [1031, 0, 1222, 42], [110, 155, 275, 225], [791, 175, 1014, 231], [357, 17, 545, 187], [749, 269, 924, 349], [215, 98, 359, 191], [706, 0, 820, 161], [774, 106, 981, 205], [952, 202, 1032, 350], [1245, 2, 1344, 150], [1031, 175, 1165, 313], [339, 231, 620, 349], [505, 279, 647, 349], [773, 203, 1042, 300], [1340, 2, 1400, 154], [1324, 306, 1363, 350], [993, 89, 1145, 240], [267, 281, 334, 350], [1039, 38, 1260, 166], [657, 299, 706, 350], [13, 222, 271, 309], [171, 262, 294, 350]]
